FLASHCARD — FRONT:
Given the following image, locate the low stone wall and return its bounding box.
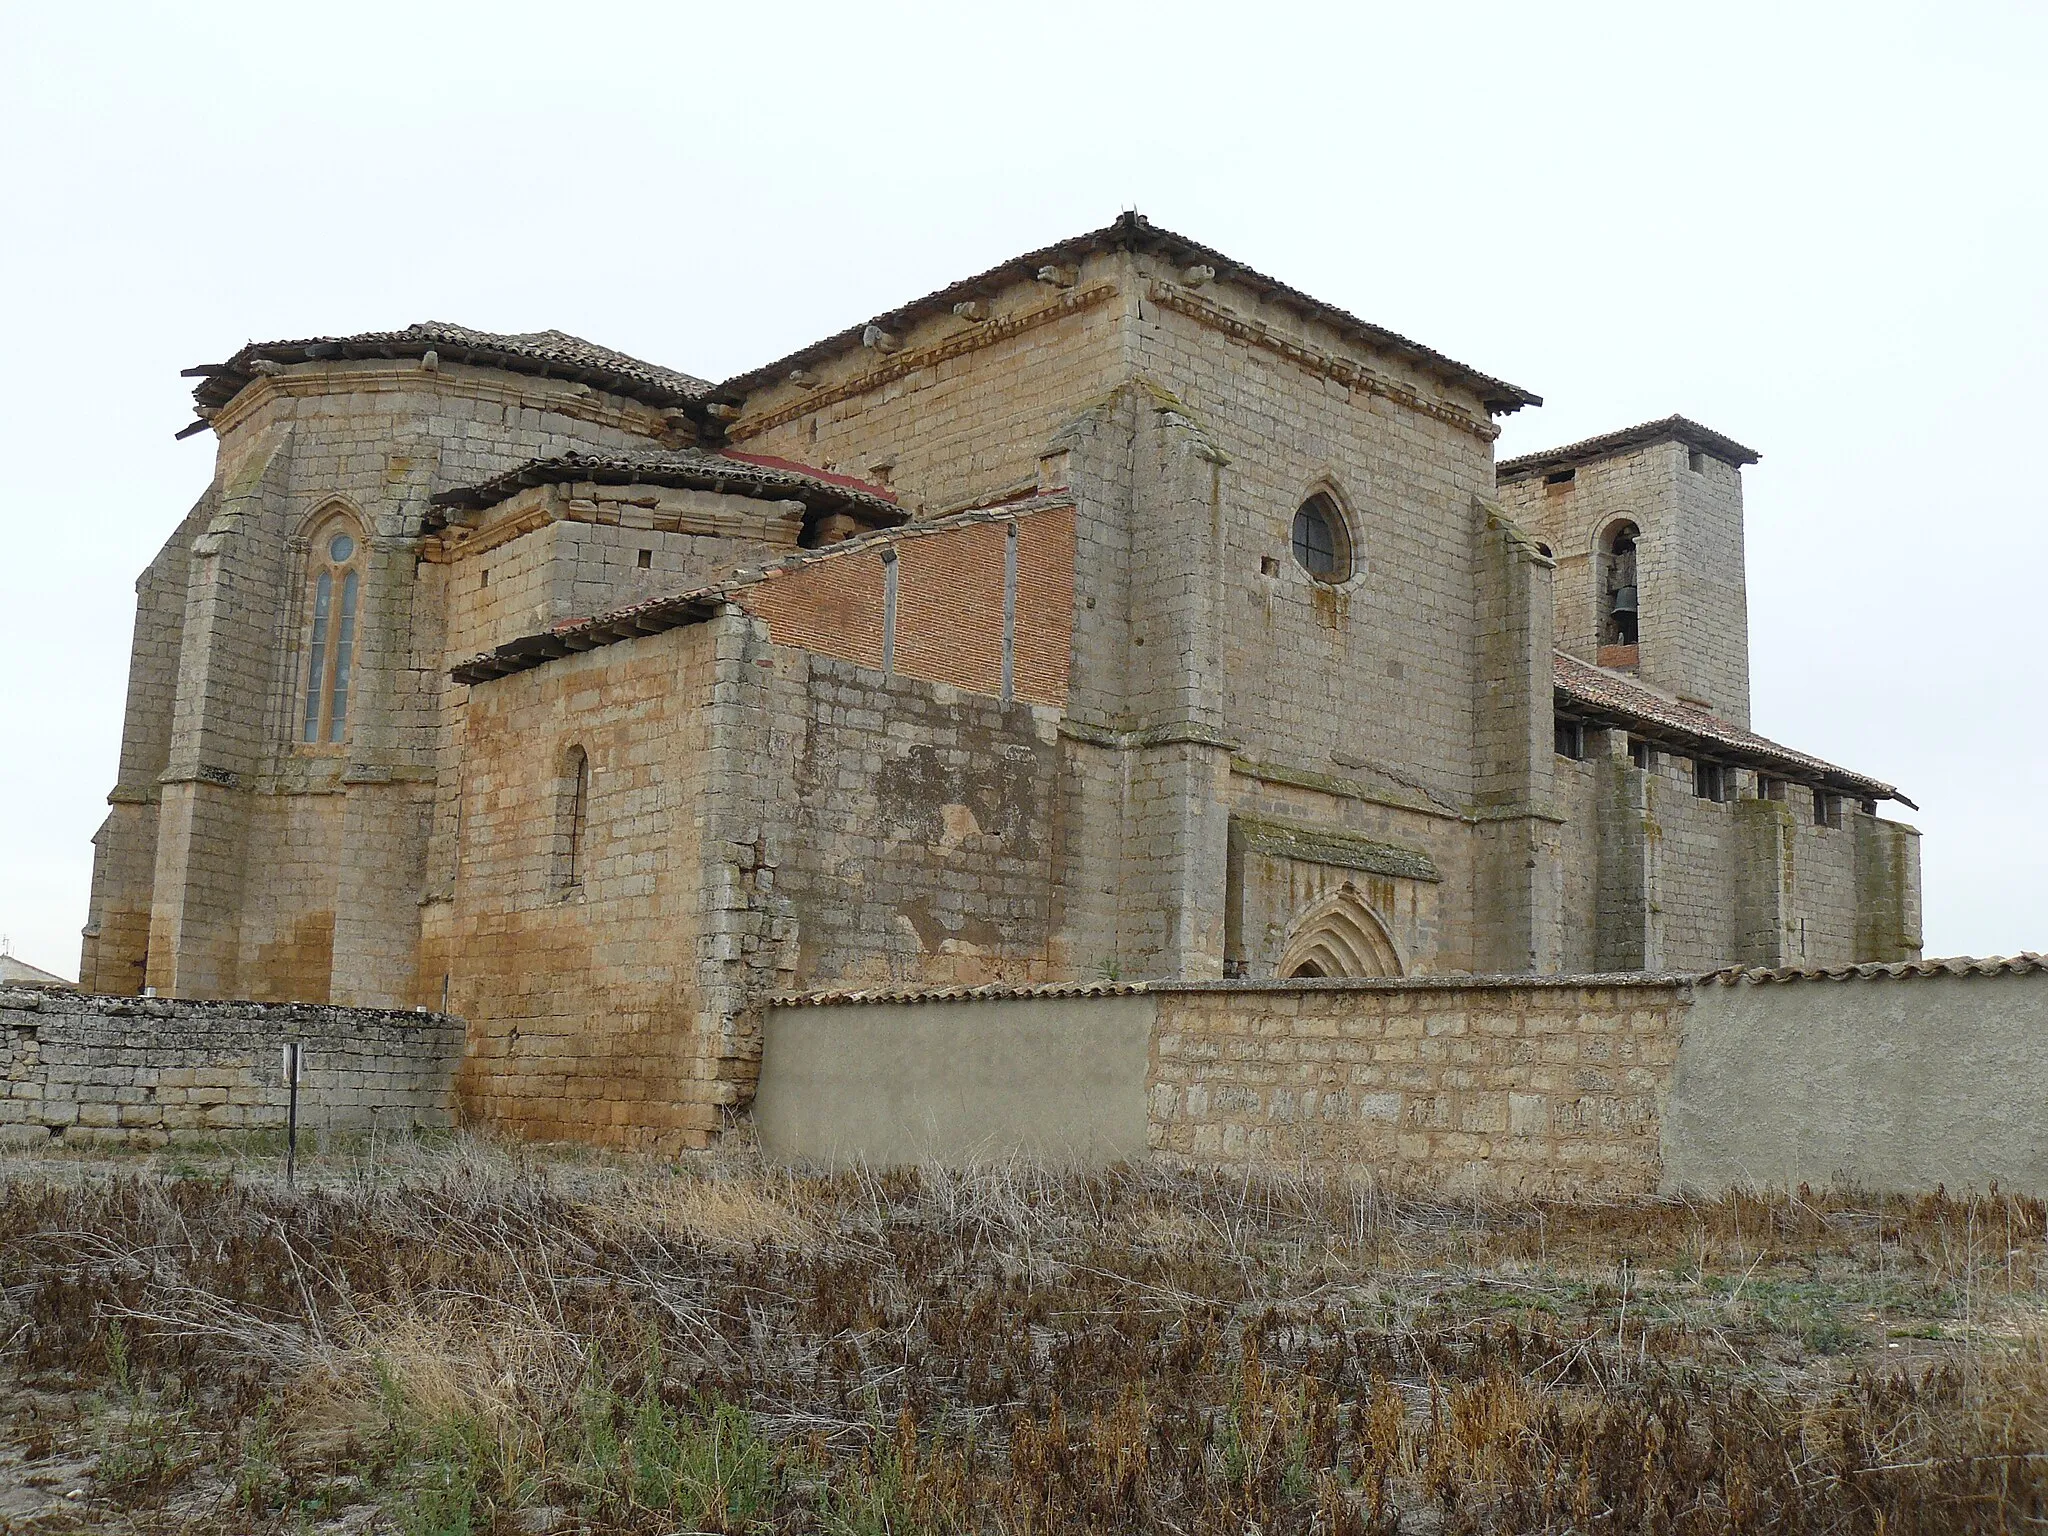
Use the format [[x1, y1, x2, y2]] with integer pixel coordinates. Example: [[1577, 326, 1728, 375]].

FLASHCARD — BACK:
[[1150, 978, 1686, 1196], [757, 963, 2048, 1196], [760, 978, 1688, 1195], [0, 987, 463, 1147]]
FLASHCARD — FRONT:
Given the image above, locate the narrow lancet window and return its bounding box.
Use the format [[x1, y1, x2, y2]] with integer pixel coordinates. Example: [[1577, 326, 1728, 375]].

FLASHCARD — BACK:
[[301, 522, 364, 746], [554, 745, 590, 893]]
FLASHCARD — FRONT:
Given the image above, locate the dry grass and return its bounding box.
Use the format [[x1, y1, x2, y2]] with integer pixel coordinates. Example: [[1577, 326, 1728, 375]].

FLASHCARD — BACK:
[[0, 1135, 2044, 1532]]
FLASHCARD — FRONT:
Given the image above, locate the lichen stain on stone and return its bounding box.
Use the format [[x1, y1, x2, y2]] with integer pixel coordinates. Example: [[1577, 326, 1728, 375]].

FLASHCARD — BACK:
[[1309, 579, 1348, 633], [896, 896, 1006, 957], [876, 739, 1048, 858]]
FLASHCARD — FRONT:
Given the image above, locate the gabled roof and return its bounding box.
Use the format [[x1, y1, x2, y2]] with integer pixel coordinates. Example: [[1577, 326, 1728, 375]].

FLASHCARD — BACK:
[[1498, 415, 1759, 483], [717, 212, 1542, 416], [450, 497, 1069, 686], [427, 448, 906, 529], [180, 322, 712, 436], [1554, 651, 1912, 807], [0, 954, 74, 988]]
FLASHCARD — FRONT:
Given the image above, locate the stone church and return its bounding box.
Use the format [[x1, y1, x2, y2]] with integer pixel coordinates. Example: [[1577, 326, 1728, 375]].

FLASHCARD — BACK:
[[82, 214, 1921, 1146]]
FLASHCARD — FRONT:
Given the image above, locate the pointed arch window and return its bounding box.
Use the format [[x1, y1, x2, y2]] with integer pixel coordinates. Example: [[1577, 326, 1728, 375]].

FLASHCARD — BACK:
[[301, 520, 365, 745], [1290, 492, 1353, 582]]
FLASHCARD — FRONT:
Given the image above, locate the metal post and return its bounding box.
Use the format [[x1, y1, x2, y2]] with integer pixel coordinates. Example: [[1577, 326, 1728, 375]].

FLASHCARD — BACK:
[[285, 1042, 302, 1188]]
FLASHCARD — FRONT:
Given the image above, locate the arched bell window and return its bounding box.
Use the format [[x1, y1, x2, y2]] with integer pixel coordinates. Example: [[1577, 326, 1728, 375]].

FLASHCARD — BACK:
[[301, 517, 365, 746], [1601, 520, 1640, 647], [1290, 492, 1353, 582]]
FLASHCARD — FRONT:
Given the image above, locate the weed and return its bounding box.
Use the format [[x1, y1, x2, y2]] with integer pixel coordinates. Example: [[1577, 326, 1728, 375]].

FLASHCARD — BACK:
[[2, 1141, 2044, 1532]]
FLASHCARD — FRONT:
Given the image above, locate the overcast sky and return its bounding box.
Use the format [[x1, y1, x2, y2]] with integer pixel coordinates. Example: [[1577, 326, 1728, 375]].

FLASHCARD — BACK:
[[2, 2, 2041, 977]]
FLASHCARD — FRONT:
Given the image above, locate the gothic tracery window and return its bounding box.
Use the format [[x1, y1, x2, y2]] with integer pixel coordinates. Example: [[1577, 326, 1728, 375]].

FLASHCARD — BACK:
[[301, 519, 364, 746]]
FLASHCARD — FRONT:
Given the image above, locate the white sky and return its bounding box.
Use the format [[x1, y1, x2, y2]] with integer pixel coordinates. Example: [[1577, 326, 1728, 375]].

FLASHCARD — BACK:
[[2, 2, 2042, 978]]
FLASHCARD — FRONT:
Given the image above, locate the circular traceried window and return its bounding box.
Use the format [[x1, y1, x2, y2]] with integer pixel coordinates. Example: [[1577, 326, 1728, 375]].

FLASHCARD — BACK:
[[328, 531, 356, 563], [1291, 493, 1351, 581]]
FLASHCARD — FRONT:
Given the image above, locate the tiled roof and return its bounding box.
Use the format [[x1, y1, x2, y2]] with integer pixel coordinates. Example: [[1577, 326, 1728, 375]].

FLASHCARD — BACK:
[[1554, 651, 1913, 807], [1704, 954, 2047, 985], [449, 497, 1071, 686], [181, 322, 712, 434], [428, 448, 905, 523], [718, 212, 1541, 416], [769, 974, 1696, 1007], [1497, 415, 1760, 483], [770, 979, 1157, 1008]]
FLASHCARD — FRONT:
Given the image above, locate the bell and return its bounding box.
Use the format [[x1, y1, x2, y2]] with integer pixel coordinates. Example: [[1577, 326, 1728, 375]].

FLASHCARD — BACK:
[[1611, 584, 1638, 617]]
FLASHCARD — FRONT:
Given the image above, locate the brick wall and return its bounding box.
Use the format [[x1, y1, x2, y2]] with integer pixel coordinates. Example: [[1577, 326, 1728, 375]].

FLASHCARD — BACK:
[[0, 986, 460, 1147], [742, 505, 1076, 708]]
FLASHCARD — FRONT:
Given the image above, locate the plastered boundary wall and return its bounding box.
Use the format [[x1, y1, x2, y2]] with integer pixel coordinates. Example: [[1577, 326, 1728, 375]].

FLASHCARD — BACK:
[[758, 970, 2048, 1196], [0, 987, 462, 1147], [1668, 970, 2048, 1194], [761, 979, 1686, 1194]]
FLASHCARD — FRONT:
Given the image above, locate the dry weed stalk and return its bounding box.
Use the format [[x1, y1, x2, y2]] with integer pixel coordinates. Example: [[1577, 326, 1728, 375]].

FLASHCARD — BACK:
[[0, 1140, 2043, 1532]]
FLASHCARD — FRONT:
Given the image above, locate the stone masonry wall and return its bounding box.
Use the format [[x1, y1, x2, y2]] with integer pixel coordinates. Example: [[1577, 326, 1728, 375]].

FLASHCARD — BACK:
[[436, 622, 715, 1149], [1502, 443, 1750, 727], [764, 654, 1067, 990], [0, 986, 460, 1147], [1128, 260, 1500, 811], [98, 359, 673, 1011], [1148, 980, 1687, 1196], [727, 256, 1128, 517]]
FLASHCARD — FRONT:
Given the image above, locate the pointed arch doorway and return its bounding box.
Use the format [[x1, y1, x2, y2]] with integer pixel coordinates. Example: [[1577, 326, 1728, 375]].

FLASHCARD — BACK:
[[1277, 886, 1404, 979]]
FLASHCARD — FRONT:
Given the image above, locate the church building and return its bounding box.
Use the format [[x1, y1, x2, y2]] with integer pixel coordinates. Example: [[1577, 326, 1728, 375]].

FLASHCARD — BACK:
[[82, 214, 1921, 1146]]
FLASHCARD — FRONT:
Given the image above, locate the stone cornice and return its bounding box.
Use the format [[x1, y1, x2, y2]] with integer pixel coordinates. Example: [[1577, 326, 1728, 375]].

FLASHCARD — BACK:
[[1230, 754, 1464, 823], [1145, 282, 1500, 442], [1230, 813, 1441, 884], [424, 485, 800, 563], [1058, 720, 1242, 753], [206, 362, 671, 444], [725, 283, 1120, 443]]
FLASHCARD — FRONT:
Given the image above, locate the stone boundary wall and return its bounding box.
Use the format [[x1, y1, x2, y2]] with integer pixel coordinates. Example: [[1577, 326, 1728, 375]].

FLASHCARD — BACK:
[[759, 965, 2048, 1196], [1150, 979, 1685, 1196], [0, 987, 463, 1147], [756, 995, 1152, 1165]]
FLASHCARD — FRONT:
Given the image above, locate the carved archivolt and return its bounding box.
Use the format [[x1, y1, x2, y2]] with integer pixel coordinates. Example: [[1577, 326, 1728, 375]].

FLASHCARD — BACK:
[[1278, 886, 1403, 978]]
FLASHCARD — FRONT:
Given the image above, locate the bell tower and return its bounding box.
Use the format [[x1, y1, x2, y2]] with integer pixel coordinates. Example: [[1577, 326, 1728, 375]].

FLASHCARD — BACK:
[[1494, 416, 1756, 730]]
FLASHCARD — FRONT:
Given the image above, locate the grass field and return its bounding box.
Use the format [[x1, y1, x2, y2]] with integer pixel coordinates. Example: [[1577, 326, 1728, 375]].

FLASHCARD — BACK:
[[1, 1135, 2043, 1533]]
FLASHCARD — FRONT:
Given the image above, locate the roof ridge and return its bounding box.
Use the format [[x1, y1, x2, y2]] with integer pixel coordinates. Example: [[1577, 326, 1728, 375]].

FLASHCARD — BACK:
[[182, 322, 712, 433], [717, 212, 1540, 415], [1499, 414, 1760, 480], [1703, 953, 2048, 984], [429, 447, 907, 521]]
